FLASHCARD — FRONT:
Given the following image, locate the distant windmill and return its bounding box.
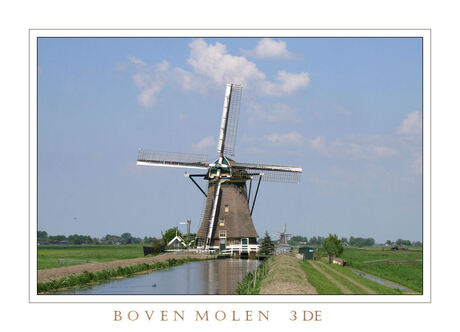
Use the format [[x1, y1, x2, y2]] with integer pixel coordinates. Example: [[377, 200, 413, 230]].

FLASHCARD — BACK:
[[276, 224, 293, 246], [137, 83, 302, 257]]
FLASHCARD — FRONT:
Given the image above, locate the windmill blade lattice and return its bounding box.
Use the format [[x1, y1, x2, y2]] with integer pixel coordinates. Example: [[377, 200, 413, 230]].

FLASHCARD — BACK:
[[230, 161, 302, 183], [137, 149, 208, 169], [217, 84, 242, 157]]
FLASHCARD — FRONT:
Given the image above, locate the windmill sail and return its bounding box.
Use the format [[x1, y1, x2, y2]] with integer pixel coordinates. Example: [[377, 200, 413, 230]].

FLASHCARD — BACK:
[[230, 161, 302, 183], [217, 84, 242, 156], [137, 149, 208, 169]]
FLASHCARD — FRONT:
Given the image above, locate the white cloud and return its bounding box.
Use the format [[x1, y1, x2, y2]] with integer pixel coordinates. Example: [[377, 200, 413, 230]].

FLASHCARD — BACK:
[[395, 111, 422, 178], [172, 67, 209, 93], [187, 39, 266, 87], [308, 134, 397, 159], [265, 131, 304, 146], [186, 39, 309, 96], [261, 70, 310, 96], [372, 146, 397, 157], [132, 72, 152, 88], [248, 102, 300, 124], [397, 111, 422, 135], [241, 38, 297, 59], [137, 84, 161, 108], [194, 136, 216, 150], [131, 65, 166, 108], [127, 55, 146, 65], [155, 60, 169, 72], [128, 39, 311, 109], [309, 136, 327, 151]]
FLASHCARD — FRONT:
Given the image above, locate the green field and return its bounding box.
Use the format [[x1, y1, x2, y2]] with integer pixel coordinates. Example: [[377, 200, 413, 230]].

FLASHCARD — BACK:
[[37, 244, 146, 270], [340, 247, 423, 293]]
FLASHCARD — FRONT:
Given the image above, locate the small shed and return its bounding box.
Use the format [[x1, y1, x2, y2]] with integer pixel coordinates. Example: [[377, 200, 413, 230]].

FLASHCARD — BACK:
[[299, 246, 314, 260], [332, 257, 346, 266]]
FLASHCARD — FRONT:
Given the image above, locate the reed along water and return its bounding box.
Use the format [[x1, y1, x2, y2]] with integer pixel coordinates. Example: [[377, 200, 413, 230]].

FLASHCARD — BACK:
[[56, 259, 260, 295]]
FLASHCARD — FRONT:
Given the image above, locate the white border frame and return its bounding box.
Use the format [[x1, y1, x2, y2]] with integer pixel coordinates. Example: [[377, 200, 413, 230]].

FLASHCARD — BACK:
[[29, 29, 430, 303]]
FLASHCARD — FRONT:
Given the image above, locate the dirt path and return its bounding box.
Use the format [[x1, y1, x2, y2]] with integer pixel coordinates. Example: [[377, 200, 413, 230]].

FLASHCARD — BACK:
[[37, 252, 211, 283], [308, 261, 352, 294], [316, 261, 376, 294], [259, 255, 317, 294]]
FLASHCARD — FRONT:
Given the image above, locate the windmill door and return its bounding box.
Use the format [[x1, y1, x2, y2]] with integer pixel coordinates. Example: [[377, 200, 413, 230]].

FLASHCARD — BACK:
[[241, 238, 248, 253], [219, 231, 226, 251]]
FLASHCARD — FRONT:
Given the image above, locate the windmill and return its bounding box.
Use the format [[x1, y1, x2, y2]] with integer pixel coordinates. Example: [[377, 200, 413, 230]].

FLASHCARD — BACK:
[[137, 83, 302, 257], [275, 224, 293, 246]]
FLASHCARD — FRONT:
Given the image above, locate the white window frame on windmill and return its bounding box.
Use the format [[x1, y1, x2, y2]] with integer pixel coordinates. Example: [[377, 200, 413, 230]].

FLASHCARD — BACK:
[[219, 218, 225, 226]]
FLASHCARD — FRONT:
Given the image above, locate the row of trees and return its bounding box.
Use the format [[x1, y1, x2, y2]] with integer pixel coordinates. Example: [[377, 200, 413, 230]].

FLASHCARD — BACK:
[[288, 235, 324, 246], [348, 236, 375, 247], [39, 231, 150, 245], [38, 231, 96, 245], [385, 239, 422, 247], [38, 228, 197, 248], [288, 235, 422, 248]]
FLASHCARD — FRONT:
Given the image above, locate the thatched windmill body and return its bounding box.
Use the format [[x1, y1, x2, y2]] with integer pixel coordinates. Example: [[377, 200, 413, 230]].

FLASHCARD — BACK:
[[137, 84, 302, 257]]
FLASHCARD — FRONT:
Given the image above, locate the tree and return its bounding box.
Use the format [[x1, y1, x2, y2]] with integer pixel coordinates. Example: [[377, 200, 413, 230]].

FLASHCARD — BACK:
[[163, 228, 182, 244], [121, 232, 133, 244], [48, 235, 67, 242], [288, 235, 308, 245], [396, 239, 412, 246], [348, 236, 375, 247], [323, 234, 344, 264], [37, 231, 48, 241], [259, 231, 275, 256], [151, 238, 166, 254]]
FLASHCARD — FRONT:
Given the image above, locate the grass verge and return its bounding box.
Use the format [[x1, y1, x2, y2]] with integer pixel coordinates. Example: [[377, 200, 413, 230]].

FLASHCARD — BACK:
[[299, 261, 343, 294]]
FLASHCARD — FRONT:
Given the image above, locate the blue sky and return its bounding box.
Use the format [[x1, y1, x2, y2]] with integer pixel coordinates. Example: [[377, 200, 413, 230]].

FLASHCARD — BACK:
[[38, 37, 422, 243]]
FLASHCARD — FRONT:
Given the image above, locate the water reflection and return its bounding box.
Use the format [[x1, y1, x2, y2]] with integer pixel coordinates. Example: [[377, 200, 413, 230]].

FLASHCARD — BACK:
[[57, 259, 259, 295]]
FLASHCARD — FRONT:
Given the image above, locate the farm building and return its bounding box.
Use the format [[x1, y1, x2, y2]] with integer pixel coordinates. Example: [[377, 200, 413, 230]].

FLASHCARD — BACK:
[[167, 233, 187, 248]]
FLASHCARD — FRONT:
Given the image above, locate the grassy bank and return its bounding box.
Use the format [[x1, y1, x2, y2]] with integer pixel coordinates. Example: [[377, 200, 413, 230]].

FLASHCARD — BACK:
[[237, 255, 317, 294], [37, 257, 201, 293], [325, 262, 404, 294], [38, 244, 146, 269], [236, 259, 270, 294]]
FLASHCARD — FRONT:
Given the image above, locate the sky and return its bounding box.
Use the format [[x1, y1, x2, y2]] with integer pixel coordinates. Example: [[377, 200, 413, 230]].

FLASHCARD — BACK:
[[37, 37, 422, 243]]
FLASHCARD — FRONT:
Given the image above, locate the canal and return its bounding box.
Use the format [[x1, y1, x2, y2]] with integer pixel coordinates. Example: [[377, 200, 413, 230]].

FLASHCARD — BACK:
[[57, 258, 260, 295]]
